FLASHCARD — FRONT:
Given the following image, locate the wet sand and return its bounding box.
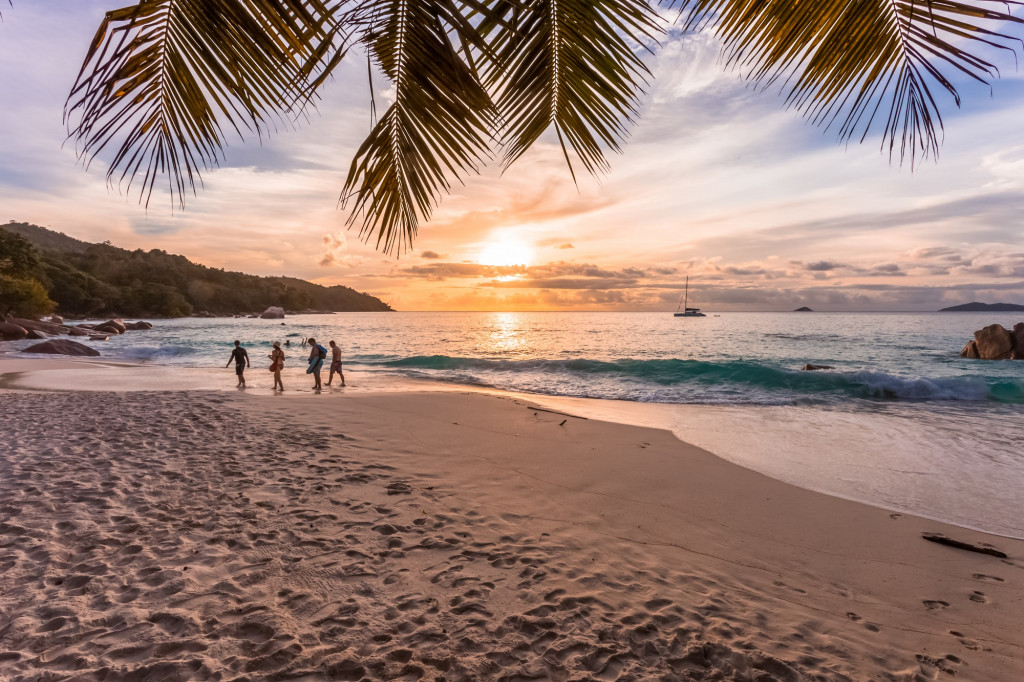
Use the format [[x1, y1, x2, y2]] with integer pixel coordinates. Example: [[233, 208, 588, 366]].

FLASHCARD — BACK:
[[1, 360, 1023, 680]]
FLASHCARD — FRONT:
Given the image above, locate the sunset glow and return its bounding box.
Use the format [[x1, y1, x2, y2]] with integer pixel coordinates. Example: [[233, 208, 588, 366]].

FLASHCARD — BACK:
[[1, 5, 1023, 312], [475, 236, 535, 267]]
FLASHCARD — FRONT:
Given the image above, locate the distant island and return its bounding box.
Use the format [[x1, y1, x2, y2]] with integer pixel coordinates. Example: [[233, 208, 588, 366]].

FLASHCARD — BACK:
[[793, 306, 814, 312], [1, 221, 391, 318], [939, 302, 1024, 312]]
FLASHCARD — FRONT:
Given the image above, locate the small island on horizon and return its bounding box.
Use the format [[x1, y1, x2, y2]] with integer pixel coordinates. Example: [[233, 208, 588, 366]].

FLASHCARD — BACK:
[[939, 302, 1024, 312], [793, 306, 814, 312]]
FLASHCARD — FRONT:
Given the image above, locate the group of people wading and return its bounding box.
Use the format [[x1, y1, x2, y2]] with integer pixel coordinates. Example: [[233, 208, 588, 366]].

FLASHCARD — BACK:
[[226, 337, 345, 391]]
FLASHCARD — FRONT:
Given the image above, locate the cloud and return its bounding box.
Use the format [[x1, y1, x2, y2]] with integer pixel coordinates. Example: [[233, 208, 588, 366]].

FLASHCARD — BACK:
[[484, 277, 641, 290], [319, 232, 348, 267], [399, 262, 527, 280], [5, 6, 1024, 312], [804, 261, 845, 272]]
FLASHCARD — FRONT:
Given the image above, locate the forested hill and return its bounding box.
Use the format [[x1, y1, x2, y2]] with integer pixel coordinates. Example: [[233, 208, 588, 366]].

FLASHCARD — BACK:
[[1, 222, 392, 318]]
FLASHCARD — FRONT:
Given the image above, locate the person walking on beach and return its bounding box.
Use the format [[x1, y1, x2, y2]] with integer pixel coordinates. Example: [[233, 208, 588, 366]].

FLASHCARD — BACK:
[[226, 340, 250, 387], [269, 341, 285, 391], [307, 337, 327, 390], [326, 340, 346, 387]]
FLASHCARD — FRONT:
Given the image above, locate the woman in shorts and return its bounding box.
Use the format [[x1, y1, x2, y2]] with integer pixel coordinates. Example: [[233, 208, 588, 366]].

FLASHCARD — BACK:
[[269, 341, 285, 391]]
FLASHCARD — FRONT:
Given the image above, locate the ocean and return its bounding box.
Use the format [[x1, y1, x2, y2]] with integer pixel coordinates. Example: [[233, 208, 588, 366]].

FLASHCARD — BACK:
[[7, 311, 1024, 538]]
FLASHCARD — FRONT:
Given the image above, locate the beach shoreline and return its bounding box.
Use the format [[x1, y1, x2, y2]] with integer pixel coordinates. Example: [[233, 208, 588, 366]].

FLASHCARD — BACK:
[[4, 355, 1024, 541], [2, 359, 1023, 679]]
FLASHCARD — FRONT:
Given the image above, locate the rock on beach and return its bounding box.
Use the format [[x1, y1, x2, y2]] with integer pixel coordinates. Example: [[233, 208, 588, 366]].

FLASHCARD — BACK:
[[22, 339, 100, 356], [1, 321, 29, 340]]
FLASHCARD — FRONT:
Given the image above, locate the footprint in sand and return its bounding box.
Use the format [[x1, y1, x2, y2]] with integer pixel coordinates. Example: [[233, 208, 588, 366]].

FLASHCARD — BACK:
[[923, 600, 949, 610], [971, 573, 1004, 583], [950, 630, 981, 651], [969, 591, 987, 603]]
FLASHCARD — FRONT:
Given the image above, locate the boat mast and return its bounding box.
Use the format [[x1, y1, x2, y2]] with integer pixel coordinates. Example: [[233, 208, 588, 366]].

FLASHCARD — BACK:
[[684, 276, 688, 311]]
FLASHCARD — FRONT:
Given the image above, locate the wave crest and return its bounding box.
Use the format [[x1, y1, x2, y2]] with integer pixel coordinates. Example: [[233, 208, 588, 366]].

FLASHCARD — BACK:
[[361, 355, 1023, 404]]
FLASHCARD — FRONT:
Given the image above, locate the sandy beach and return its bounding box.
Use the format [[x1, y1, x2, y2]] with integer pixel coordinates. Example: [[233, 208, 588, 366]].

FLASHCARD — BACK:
[[2, 360, 1023, 680]]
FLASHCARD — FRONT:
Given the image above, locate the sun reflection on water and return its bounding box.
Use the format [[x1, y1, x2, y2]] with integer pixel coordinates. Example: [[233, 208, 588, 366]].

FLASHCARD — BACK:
[[479, 312, 528, 356]]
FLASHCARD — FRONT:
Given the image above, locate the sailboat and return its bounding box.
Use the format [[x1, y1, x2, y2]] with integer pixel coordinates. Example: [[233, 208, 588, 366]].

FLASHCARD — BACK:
[[674, 276, 706, 317]]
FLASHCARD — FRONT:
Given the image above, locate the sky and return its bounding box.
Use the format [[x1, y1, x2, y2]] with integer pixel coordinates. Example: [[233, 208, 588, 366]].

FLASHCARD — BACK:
[[2, 2, 1024, 312]]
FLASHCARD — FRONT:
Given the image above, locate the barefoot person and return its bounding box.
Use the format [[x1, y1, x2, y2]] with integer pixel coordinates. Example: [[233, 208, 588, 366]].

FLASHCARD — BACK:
[[269, 341, 285, 391], [326, 340, 346, 387], [226, 340, 250, 387], [306, 337, 327, 390]]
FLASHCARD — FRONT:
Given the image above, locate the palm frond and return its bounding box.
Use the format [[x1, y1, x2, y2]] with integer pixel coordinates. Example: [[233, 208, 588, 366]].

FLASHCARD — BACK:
[[65, 0, 346, 208], [679, 0, 1024, 165], [339, 0, 497, 254], [487, 0, 661, 180]]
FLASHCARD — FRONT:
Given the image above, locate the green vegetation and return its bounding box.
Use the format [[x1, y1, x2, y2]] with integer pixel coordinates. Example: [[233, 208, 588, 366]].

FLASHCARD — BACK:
[[0, 228, 56, 317], [1, 222, 391, 318]]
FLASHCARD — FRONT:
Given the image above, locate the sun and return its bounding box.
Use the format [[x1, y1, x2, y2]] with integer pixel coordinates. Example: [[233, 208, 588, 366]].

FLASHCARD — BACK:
[[476, 237, 534, 267]]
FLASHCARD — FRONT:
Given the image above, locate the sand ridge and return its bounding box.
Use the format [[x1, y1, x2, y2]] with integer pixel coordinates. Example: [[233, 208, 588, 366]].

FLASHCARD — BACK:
[[1, 389, 1023, 680]]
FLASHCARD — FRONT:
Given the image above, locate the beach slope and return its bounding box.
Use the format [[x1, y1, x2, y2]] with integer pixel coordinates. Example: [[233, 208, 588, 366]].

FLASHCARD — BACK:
[[1, 388, 1022, 680]]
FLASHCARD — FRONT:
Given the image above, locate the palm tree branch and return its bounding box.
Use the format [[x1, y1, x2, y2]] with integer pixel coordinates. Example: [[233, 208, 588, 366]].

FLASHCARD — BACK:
[[65, 0, 345, 208], [488, 0, 660, 177], [678, 0, 1024, 164], [340, 0, 498, 254]]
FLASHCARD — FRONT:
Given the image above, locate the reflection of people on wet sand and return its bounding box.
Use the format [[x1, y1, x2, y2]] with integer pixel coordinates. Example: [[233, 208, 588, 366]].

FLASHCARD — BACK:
[[225, 340, 250, 387], [307, 337, 327, 390], [269, 341, 285, 391], [326, 340, 345, 387]]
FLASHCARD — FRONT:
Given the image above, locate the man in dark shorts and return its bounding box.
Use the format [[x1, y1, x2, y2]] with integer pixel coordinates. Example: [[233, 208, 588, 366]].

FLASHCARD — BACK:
[[225, 340, 250, 387], [326, 340, 346, 387]]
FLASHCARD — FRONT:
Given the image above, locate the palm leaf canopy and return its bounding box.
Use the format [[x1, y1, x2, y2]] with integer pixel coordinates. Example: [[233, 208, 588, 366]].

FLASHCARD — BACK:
[[681, 0, 1024, 165], [37, 0, 1024, 251]]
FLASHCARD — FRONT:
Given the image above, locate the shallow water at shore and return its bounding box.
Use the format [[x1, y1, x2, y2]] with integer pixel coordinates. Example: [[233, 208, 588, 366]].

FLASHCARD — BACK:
[[9, 311, 1023, 404], [4, 311, 1024, 538]]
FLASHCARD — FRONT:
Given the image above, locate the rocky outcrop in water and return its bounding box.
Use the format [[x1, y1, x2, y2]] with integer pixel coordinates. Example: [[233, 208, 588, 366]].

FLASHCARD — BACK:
[[959, 323, 1024, 360], [93, 319, 127, 335], [1014, 323, 1024, 359], [1, 316, 152, 343], [261, 306, 285, 319]]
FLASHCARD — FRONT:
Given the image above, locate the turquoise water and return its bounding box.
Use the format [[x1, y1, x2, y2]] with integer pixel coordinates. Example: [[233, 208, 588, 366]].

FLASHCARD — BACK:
[[6, 311, 1024, 537], [14, 311, 1022, 405]]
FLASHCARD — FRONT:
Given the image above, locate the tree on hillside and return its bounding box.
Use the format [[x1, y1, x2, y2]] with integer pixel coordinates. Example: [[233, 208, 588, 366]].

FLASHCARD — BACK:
[[16, 2, 1024, 252], [0, 227, 43, 277], [0, 228, 55, 317]]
